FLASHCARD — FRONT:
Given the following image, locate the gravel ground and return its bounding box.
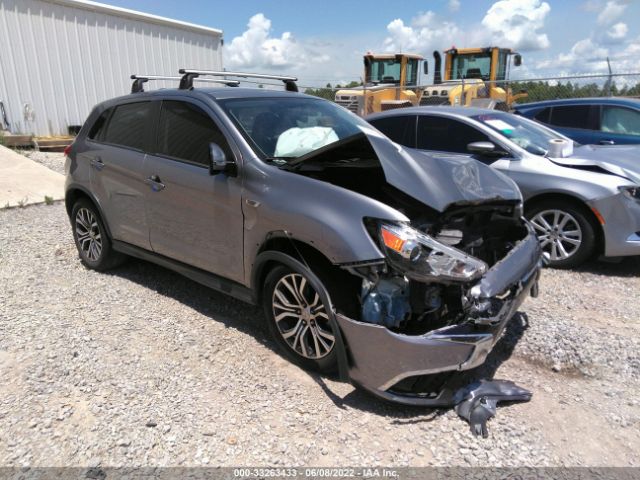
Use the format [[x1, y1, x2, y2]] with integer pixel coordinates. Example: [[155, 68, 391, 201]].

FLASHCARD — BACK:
[[1, 202, 639, 468], [18, 150, 66, 175]]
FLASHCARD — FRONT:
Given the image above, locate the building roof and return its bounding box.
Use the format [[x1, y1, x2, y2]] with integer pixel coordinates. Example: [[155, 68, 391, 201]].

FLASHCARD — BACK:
[[49, 0, 222, 36]]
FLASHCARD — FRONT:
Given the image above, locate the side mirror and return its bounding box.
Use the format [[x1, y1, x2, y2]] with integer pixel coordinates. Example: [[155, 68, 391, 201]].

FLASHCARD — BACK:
[[423, 61, 428, 75], [514, 54, 522, 67], [209, 142, 235, 175], [467, 141, 508, 157]]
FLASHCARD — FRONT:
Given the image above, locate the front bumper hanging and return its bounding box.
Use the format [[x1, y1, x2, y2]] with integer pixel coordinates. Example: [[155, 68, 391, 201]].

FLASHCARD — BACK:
[[336, 230, 543, 407]]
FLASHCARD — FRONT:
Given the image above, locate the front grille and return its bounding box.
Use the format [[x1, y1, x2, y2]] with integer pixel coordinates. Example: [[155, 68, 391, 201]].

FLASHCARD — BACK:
[[336, 99, 358, 113]]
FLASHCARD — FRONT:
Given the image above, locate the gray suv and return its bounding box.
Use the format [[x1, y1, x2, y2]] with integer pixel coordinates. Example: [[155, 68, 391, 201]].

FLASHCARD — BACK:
[[65, 71, 543, 406]]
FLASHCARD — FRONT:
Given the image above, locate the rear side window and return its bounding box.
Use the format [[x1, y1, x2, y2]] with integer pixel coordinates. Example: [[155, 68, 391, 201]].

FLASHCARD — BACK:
[[369, 115, 416, 148], [601, 106, 640, 135], [157, 101, 232, 167], [88, 108, 112, 141], [548, 105, 591, 129], [417, 116, 490, 153], [102, 102, 153, 151], [533, 107, 551, 124]]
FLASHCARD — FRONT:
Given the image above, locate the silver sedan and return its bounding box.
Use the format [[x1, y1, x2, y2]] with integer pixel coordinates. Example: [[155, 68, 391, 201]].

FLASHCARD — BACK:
[[368, 106, 640, 268]]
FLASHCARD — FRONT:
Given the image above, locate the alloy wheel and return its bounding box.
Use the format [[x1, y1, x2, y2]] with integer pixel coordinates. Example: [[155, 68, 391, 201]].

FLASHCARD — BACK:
[[75, 207, 103, 262], [271, 273, 335, 360], [530, 209, 582, 261]]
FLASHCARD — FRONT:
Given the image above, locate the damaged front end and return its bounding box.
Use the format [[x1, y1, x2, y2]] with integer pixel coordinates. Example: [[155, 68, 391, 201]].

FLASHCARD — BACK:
[[338, 203, 543, 406]]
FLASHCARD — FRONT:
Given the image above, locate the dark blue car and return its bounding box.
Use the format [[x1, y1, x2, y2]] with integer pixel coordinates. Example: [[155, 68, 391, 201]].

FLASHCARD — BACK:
[[514, 97, 640, 145]]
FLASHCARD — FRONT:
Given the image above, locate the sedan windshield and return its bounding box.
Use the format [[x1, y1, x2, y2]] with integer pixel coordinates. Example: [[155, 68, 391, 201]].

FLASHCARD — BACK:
[[218, 97, 369, 161], [471, 112, 567, 156]]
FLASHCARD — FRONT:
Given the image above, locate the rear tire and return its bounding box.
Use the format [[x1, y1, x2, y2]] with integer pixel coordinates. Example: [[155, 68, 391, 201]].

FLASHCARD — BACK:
[[71, 198, 125, 271], [526, 200, 597, 269]]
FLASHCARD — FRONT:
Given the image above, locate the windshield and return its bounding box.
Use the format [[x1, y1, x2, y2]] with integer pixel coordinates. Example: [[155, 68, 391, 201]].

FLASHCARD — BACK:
[[471, 112, 567, 155], [218, 97, 369, 161], [369, 59, 401, 84], [450, 53, 492, 80]]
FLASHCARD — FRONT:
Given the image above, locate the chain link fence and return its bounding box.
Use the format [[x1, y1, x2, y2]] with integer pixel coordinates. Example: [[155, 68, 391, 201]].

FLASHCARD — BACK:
[[303, 73, 640, 114]]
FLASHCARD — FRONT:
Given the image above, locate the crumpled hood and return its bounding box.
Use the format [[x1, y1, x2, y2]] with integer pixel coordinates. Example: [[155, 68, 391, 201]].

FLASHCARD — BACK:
[[550, 144, 640, 184], [364, 128, 521, 212]]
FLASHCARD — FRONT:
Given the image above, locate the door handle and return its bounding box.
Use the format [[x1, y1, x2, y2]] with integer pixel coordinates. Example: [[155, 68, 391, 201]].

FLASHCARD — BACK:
[[90, 157, 105, 171], [145, 174, 165, 191], [599, 140, 615, 145]]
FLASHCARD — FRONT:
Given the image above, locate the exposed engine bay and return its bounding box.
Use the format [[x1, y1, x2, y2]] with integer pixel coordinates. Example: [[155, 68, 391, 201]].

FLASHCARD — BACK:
[[283, 133, 531, 336]]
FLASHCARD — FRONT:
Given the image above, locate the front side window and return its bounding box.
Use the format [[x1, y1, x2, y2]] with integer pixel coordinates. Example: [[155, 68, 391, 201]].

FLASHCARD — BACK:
[[102, 102, 153, 151], [405, 59, 419, 86], [601, 106, 640, 135], [549, 105, 591, 129], [218, 97, 367, 160], [157, 101, 232, 167], [417, 116, 490, 153]]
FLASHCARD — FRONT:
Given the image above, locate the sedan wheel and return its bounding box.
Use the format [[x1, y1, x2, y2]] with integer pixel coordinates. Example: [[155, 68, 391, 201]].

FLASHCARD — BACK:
[[526, 201, 597, 269], [272, 273, 335, 360], [530, 209, 582, 262]]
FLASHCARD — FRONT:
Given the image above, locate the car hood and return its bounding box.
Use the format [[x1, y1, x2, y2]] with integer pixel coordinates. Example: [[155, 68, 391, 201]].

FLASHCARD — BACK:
[[289, 128, 521, 212], [364, 129, 521, 212], [550, 144, 640, 184]]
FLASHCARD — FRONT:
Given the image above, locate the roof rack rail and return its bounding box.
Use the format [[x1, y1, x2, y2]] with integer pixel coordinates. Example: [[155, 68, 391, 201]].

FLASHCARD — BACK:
[[178, 69, 298, 92], [130, 75, 240, 93]]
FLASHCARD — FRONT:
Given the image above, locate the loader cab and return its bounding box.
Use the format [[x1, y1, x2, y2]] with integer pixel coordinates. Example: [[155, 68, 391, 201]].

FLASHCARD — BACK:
[[364, 53, 422, 87], [444, 47, 520, 82]]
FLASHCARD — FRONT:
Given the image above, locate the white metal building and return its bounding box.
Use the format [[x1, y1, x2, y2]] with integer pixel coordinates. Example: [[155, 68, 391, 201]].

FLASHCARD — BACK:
[[0, 0, 223, 136]]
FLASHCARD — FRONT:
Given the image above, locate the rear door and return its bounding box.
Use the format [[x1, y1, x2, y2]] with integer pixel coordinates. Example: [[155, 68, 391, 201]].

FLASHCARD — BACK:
[[87, 101, 154, 249], [142, 98, 244, 283]]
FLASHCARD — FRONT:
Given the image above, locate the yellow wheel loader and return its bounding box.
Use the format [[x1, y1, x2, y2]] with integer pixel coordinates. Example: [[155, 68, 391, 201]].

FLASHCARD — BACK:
[[420, 47, 527, 110], [334, 53, 425, 116]]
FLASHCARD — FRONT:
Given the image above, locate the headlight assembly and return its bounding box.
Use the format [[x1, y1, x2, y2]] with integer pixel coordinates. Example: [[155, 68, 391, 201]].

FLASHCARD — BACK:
[[619, 186, 640, 202], [376, 222, 488, 283]]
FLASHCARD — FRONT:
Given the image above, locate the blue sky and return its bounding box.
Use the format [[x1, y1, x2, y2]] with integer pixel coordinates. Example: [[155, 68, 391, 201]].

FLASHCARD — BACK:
[[104, 0, 640, 86]]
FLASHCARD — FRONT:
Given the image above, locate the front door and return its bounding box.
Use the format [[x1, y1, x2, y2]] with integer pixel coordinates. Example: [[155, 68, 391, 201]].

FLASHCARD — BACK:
[[142, 99, 244, 283]]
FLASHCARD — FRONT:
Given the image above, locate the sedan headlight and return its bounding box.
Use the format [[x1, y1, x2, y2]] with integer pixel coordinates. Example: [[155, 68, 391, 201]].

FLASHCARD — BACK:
[[376, 222, 488, 283], [619, 186, 640, 202]]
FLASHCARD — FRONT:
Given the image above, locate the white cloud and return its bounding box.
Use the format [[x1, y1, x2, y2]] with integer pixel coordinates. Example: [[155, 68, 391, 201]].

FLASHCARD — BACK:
[[597, 0, 627, 25], [481, 0, 551, 51], [448, 0, 461, 12], [383, 11, 460, 54], [537, 37, 609, 70], [225, 13, 328, 70], [605, 22, 628, 42]]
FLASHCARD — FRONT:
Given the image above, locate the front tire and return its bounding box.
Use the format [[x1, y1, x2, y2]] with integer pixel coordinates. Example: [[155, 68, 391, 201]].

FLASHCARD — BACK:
[[263, 265, 339, 373], [526, 201, 597, 269], [71, 198, 125, 271]]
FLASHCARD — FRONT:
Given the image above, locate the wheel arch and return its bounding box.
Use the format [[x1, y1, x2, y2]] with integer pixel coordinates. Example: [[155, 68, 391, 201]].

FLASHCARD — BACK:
[[251, 235, 348, 304], [524, 192, 605, 255], [65, 186, 113, 239]]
